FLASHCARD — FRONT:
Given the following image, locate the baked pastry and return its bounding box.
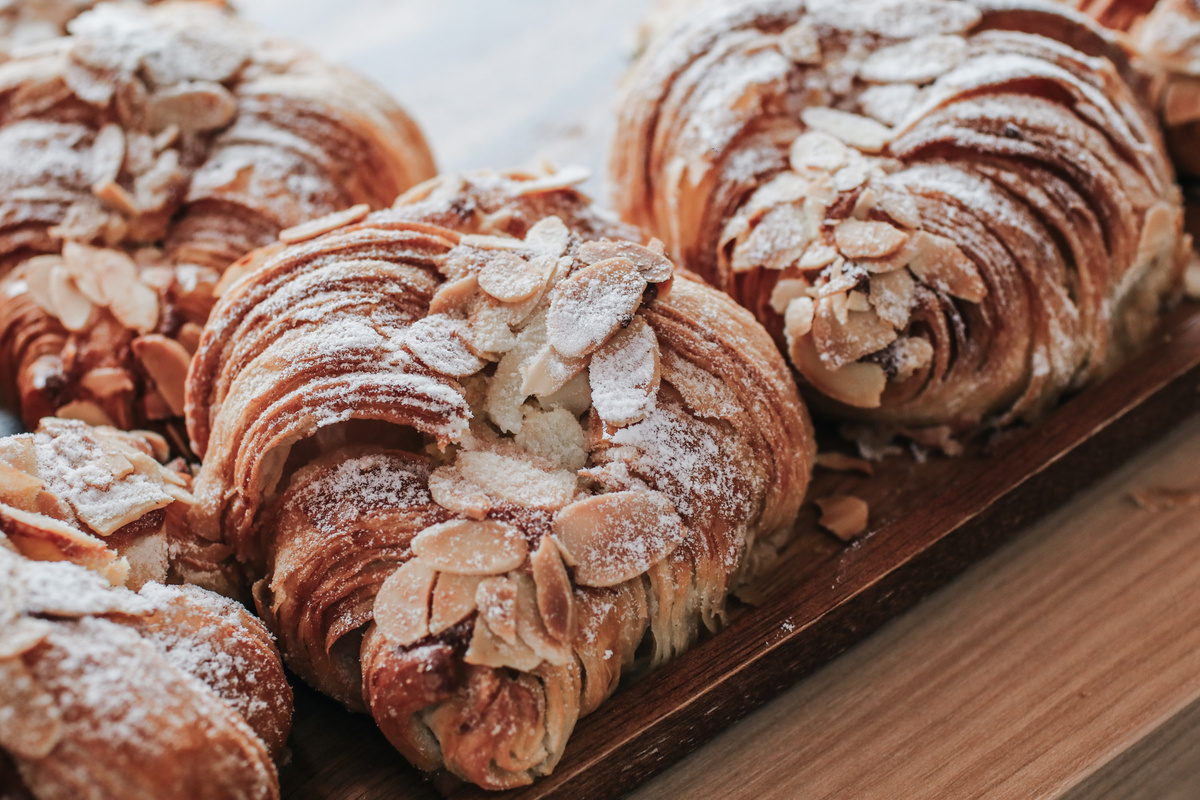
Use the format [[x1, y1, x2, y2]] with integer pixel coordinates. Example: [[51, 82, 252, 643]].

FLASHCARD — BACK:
[[0, 0, 221, 56], [611, 0, 1190, 442], [1072, 0, 1200, 176], [0, 0, 435, 452], [186, 170, 815, 788], [0, 541, 291, 799]]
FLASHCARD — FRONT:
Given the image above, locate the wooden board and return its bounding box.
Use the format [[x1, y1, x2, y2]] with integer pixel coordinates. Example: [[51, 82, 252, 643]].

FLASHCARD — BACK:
[[279, 300, 1200, 799]]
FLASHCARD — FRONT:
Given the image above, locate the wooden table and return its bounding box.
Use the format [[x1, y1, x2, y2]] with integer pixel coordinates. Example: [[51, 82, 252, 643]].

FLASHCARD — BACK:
[[167, 1, 1200, 795]]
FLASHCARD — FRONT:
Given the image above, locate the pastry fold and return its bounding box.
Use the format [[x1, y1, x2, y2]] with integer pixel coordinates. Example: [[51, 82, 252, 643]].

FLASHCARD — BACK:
[[611, 0, 1190, 440], [187, 171, 814, 788]]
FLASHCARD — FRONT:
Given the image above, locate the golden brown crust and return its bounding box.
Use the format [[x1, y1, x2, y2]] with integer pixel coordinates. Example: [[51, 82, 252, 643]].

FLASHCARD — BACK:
[[186, 170, 814, 789], [611, 0, 1189, 441], [0, 1, 435, 449]]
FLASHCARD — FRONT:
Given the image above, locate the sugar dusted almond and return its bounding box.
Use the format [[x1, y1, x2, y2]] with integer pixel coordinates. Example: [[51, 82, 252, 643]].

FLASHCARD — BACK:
[[0, 659, 62, 760], [875, 188, 923, 230], [90, 123, 125, 187], [17, 255, 63, 313], [547, 258, 646, 358], [457, 450, 577, 510], [132, 334, 191, 416], [816, 495, 869, 541], [478, 251, 547, 303], [514, 406, 588, 471], [769, 277, 811, 315], [278, 204, 370, 244], [522, 344, 587, 398], [429, 572, 482, 635], [513, 571, 570, 666], [0, 436, 36, 475], [907, 231, 986, 302], [790, 131, 849, 173], [859, 83, 922, 127], [659, 349, 741, 421], [869, 268, 915, 328], [589, 316, 660, 427], [833, 158, 871, 191], [893, 336, 935, 382], [404, 314, 487, 377], [578, 240, 673, 282], [475, 575, 519, 644], [732, 204, 811, 272], [835, 220, 909, 259], [530, 535, 575, 642], [799, 244, 839, 270], [778, 19, 822, 64], [802, 107, 892, 153], [0, 503, 125, 582], [373, 560, 437, 646], [54, 401, 115, 427], [147, 80, 236, 134], [525, 215, 571, 259], [858, 35, 967, 84], [429, 274, 479, 316], [552, 490, 686, 588], [0, 461, 43, 511], [464, 301, 517, 355], [790, 335, 887, 408], [0, 616, 51, 660], [47, 266, 94, 331], [514, 165, 590, 196], [846, 291, 870, 313], [428, 466, 491, 519], [784, 296, 815, 342], [815, 452, 875, 475], [1137, 201, 1179, 266], [813, 302, 898, 369], [411, 518, 528, 575], [464, 610, 541, 671]]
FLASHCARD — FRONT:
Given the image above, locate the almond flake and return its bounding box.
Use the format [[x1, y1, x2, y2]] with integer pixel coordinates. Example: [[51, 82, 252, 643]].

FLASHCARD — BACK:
[[47, 265, 94, 331], [732, 204, 811, 272], [373, 560, 437, 646], [475, 575, 519, 643], [147, 80, 237, 134], [659, 350, 741, 421], [530, 535, 575, 642], [769, 277, 812, 315], [813, 302, 898, 369], [846, 291, 870, 312], [858, 35, 967, 84], [784, 296, 815, 341], [790, 336, 887, 408], [457, 450, 577, 510], [799, 243, 839, 271], [429, 572, 482, 635], [428, 274, 479, 316], [578, 240, 674, 282], [403, 314, 487, 377], [802, 107, 892, 153], [0, 462, 43, 511], [278, 204, 370, 244], [522, 344, 587, 398], [589, 316, 660, 427], [547, 257, 646, 358], [514, 165, 590, 196], [778, 19, 822, 64], [514, 407, 588, 471], [525, 216, 572, 259], [91, 123, 126, 187], [859, 83, 922, 127], [411, 518, 528, 575], [790, 131, 849, 173], [835, 220, 909, 259], [478, 251, 547, 303], [54, 401, 116, 428], [428, 467, 491, 519], [464, 610, 541, 671], [869, 269, 915, 328], [816, 495, 869, 541], [132, 335, 191, 416], [893, 336, 934, 382], [875, 188, 923, 229], [552, 490, 686, 587], [907, 231, 986, 302]]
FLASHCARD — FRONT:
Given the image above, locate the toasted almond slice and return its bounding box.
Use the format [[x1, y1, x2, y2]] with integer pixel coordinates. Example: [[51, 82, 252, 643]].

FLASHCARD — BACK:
[[0, 462, 43, 511], [463, 301, 517, 355], [835, 220, 909, 259], [802, 107, 891, 153], [846, 291, 870, 312], [278, 204, 370, 245], [813, 302, 898, 369], [833, 158, 871, 192], [578, 240, 674, 283], [893, 336, 935, 382], [404, 314, 487, 377], [816, 495, 869, 541], [539, 369, 592, 417], [589, 316, 660, 427], [858, 34, 967, 84], [799, 244, 839, 270], [1137, 201, 1179, 266], [464, 611, 542, 671], [0, 436, 36, 475], [815, 452, 875, 475], [778, 19, 822, 64], [107, 279, 158, 335], [859, 83, 922, 127], [522, 344, 587, 398], [907, 231, 986, 302], [93, 179, 138, 216], [790, 335, 887, 408], [177, 322, 204, 354], [769, 277, 811, 315], [478, 251, 547, 303], [429, 274, 479, 316], [429, 572, 482, 635], [784, 296, 816, 342], [869, 269, 915, 328], [411, 518, 528, 575], [514, 165, 590, 196], [54, 401, 115, 428], [373, 560, 437, 646], [460, 232, 528, 251], [732, 204, 811, 272], [789, 131, 849, 173], [147, 80, 236, 134], [0, 502, 126, 584], [875, 188, 923, 230], [132, 334, 191, 416], [0, 617, 52, 660], [552, 490, 686, 588], [457, 450, 577, 510], [475, 575, 519, 644], [525, 216, 572, 259], [428, 466, 491, 520], [513, 571, 571, 665], [91, 123, 125, 187], [1163, 80, 1200, 126], [547, 258, 646, 359], [46, 266, 94, 331], [530, 535, 575, 642], [0, 659, 62, 760], [17, 255, 63, 312], [659, 350, 741, 421], [514, 407, 588, 471]]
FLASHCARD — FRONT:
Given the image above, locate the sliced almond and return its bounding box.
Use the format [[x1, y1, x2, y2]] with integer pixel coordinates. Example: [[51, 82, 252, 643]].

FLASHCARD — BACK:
[[47, 265, 95, 331], [514, 407, 588, 471], [478, 251, 547, 303], [428, 274, 479, 316], [578, 240, 674, 283], [54, 401, 115, 428], [907, 231, 986, 302], [875, 188, 923, 230], [816, 495, 869, 541], [859, 83, 922, 127], [893, 336, 935, 382], [799, 244, 839, 270], [524, 216, 572, 259], [769, 277, 812, 315], [514, 165, 590, 196], [522, 344, 587, 398], [869, 269, 915, 328], [813, 303, 898, 369], [132, 334, 191, 416], [428, 466, 491, 520], [513, 571, 571, 665], [835, 220, 909, 259], [373, 560, 437, 646], [464, 611, 541, 671], [0, 503, 125, 583], [802, 107, 892, 154], [463, 301, 517, 355], [404, 314, 487, 377], [589, 316, 660, 427], [278, 204, 370, 245], [147, 80, 236, 134], [731, 204, 811, 272], [789, 131, 849, 173], [552, 490, 686, 587], [546, 258, 646, 359], [475, 575, 519, 644], [659, 350, 741, 421], [530, 535, 575, 642], [857, 35, 967, 84], [410, 518, 527, 575], [846, 291, 870, 312], [778, 19, 822, 64], [457, 450, 577, 510], [91, 123, 126, 187], [0, 436, 36, 475], [0, 659, 62, 760], [539, 369, 593, 417], [784, 296, 816, 342], [429, 572, 482, 635], [790, 336, 887, 408], [0, 462, 43, 512]]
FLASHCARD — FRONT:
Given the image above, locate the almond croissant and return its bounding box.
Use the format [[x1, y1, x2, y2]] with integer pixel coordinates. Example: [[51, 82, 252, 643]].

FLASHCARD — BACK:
[[186, 171, 814, 788], [0, 0, 435, 452], [611, 0, 1190, 441]]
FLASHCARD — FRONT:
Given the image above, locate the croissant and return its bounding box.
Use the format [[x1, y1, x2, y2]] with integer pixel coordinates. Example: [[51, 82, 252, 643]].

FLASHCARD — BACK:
[[611, 0, 1190, 442], [0, 0, 435, 452], [0, 0, 222, 56], [186, 170, 815, 788]]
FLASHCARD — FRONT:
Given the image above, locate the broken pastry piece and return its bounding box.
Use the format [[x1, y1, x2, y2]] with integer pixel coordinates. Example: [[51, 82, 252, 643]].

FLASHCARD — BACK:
[[611, 0, 1190, 442], [186, 170, 815, 789], [0, 0, 435, 452]]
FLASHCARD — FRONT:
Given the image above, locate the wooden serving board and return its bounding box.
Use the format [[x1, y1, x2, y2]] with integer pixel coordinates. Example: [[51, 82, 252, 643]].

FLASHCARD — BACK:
[[278, 296, 1200, 800]]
